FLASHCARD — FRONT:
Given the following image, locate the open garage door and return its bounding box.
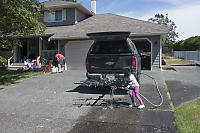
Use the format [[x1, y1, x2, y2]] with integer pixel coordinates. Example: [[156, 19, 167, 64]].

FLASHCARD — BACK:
[[132, 39, 152, 70], [66, 40, 93, 70]]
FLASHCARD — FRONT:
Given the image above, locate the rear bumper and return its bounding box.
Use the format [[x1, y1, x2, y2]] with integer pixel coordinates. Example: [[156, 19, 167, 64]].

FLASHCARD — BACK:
[[86, 72, 125, 80]]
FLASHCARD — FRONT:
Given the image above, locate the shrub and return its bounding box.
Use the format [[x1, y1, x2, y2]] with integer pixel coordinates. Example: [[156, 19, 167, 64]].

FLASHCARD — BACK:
[[0, 56, 7, 64], [162, 53, 171, 59]]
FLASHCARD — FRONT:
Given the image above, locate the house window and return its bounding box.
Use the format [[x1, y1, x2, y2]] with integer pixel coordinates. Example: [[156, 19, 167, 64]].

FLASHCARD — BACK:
[[46, 10, 62, 22]]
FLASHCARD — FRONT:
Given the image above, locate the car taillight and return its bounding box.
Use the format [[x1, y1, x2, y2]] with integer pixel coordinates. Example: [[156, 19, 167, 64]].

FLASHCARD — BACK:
[[132, 56, 136, 69], [85, 58, 89, 70]]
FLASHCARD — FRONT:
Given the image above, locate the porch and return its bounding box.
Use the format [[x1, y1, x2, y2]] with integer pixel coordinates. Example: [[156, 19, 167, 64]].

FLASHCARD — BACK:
[[9, 37, 66, 70]]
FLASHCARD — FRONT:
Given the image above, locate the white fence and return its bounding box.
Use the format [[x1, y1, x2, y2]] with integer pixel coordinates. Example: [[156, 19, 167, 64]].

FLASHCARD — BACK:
[[173, 51, 200, 61]]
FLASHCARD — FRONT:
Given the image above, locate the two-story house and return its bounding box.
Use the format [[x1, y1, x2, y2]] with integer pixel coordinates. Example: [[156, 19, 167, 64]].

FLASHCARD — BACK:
[[11, 0, 168, 71]]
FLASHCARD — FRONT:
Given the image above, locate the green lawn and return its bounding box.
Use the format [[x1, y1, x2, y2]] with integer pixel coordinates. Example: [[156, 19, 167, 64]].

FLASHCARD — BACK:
[[0, 69, 44, 86], [174, 98, 200, 133], [165, 58, 196, 66]]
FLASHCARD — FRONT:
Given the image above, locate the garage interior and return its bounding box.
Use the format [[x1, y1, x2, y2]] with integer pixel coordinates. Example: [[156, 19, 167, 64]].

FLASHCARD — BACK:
[[132, 39, 151, 70]]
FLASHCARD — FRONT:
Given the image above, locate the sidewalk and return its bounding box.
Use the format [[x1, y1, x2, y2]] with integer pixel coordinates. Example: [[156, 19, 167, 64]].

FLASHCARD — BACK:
[[193, 60, 200, 66]]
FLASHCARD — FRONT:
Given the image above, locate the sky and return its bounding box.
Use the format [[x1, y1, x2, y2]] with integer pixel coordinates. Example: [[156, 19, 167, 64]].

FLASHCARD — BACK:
[[41, 0, 200, 41]]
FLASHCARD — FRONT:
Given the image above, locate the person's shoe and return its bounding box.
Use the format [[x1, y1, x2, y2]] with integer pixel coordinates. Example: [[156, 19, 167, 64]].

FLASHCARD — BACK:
[[138, 104, 145, 109], [129, 103, 136, 107]]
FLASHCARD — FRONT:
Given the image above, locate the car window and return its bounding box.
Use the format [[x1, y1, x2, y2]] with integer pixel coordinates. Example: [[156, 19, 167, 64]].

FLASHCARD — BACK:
[[89, 40, 131, 54]]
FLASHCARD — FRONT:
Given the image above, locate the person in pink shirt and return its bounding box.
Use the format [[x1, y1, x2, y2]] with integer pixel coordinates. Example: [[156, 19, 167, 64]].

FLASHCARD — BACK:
[[55, 53, 65, 72], [124, 68, 145, 109]]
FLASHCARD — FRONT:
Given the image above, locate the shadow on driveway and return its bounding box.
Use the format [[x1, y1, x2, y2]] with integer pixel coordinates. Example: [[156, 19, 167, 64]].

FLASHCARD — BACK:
[[66, 85, 128, 95], [66, 85, 130, 108]]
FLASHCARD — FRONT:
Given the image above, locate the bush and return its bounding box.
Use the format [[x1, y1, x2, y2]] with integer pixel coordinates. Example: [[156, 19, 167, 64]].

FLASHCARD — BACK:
[[140, 52, 151, 56], [0, 56, 7, 64], [162, 53, 171, 59]]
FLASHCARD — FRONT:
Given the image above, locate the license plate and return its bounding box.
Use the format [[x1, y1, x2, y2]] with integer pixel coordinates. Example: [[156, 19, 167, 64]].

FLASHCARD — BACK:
[[106, 74, 115, 80]]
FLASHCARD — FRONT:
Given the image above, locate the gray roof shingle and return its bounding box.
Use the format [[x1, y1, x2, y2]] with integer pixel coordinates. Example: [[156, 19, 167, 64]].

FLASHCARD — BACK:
[[45, 13, 169, 40], [43, 1, 77, 8]]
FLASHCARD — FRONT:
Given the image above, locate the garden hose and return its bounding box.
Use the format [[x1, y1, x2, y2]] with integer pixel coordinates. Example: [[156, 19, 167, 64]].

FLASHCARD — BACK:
[[139, 73, 164, 107]]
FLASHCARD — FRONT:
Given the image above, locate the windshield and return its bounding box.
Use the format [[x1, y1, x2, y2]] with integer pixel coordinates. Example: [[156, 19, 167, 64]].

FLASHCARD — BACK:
[[89, 40, 131, 54]]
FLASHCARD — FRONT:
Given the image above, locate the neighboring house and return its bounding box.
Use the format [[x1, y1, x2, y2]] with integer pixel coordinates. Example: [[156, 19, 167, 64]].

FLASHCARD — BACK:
[[11, 0, 168, 71]]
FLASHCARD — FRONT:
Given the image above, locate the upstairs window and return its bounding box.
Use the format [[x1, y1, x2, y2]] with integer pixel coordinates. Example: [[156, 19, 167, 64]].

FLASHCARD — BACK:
[[46, 10, 62, 22]]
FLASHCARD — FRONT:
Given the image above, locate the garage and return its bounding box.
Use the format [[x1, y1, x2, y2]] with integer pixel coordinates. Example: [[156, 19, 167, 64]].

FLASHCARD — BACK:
[[132, 39, 152, 70], [66, 40, 93, 70]]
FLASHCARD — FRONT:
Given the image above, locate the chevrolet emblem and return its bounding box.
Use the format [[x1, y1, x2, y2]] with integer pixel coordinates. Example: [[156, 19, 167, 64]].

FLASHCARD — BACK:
[[105, 61, 115, 65]]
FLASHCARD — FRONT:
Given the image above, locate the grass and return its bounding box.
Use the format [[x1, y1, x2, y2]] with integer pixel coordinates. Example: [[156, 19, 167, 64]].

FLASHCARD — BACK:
[[0, 69, 44, 86], [164, 57, 197, 66], [174, 98, 200, 133]]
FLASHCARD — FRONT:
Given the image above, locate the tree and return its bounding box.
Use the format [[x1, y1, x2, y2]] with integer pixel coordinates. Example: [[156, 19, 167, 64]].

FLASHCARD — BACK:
[[173, 36, 200, 51], [148, 13, 178, 44], [0, 0, 46, 49]]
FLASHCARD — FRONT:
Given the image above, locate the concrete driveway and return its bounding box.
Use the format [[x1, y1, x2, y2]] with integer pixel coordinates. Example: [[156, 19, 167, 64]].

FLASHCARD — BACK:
[[2, 66, 200, 133]]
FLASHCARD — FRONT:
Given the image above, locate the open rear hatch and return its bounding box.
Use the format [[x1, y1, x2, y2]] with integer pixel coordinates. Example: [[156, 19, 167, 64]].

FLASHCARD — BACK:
[[86, 32, 135, 73], [87, 32, 131, 41]]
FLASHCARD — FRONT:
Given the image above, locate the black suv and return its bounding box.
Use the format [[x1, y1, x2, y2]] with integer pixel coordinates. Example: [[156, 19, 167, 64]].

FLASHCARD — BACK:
[[85, 32, 141, 87]]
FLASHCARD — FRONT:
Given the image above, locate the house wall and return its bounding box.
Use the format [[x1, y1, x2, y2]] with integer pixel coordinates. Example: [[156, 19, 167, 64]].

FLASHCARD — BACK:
[[77, 9, 89, 22]]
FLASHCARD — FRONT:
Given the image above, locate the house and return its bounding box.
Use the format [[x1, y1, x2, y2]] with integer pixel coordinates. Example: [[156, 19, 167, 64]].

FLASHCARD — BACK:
[[11, 0, 168, 71]]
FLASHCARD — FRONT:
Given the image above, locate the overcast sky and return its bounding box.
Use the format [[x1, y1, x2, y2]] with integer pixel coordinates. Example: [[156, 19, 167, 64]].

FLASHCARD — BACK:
[[41, 0, 200, 40]]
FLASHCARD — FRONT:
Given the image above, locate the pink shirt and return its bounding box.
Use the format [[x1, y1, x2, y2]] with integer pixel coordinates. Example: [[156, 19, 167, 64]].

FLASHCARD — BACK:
[[56, 54, 64, 60]]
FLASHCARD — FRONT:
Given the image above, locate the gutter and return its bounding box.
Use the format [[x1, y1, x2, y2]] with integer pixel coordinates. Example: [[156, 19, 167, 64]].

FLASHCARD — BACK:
[[49, 32, 168, 41]]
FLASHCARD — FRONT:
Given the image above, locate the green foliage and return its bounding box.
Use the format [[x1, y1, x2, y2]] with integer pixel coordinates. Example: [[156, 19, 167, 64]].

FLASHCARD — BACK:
[[140, 52, 151, 56], [162, 53, 170, 59], [173, 36, 200, 51], [0, 0, 46, 48], [0, 56, 7, 64], [148, 14, 178, 44]]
